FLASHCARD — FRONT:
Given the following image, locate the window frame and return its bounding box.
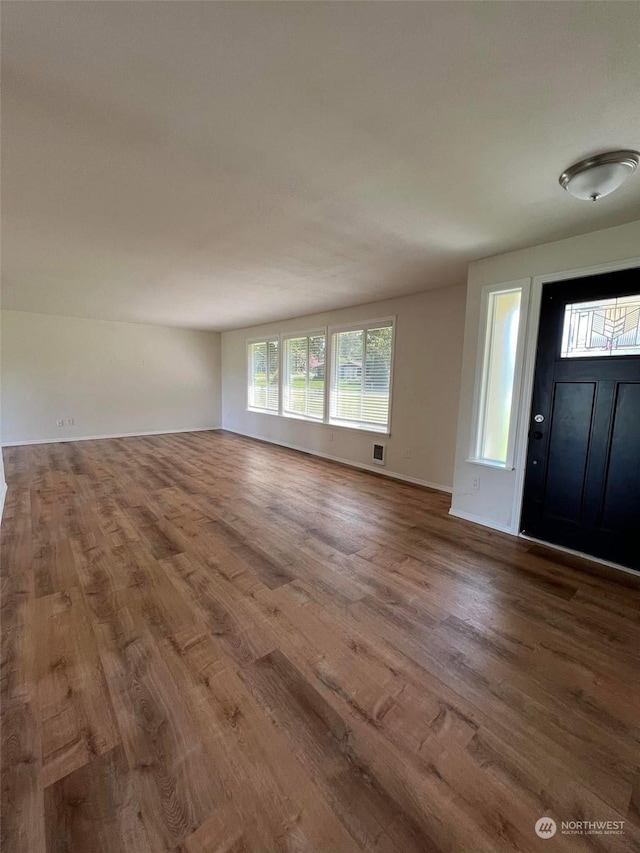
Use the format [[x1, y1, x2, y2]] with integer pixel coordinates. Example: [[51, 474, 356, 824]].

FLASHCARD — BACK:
[[327, 317, 396, 434], [245, 317, 395, 435], [281, 328, 327, 422], [247, 336, 280, 415], [469, 281, 529, 470]]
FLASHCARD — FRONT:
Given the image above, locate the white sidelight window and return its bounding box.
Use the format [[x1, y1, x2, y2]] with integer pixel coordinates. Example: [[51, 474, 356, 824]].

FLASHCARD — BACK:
[[472, 284, 527, 467], [248, 339, 279, 412]]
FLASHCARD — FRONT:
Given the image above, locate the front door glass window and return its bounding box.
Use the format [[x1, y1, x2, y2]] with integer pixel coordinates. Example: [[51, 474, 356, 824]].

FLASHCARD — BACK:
[[561, 294, 640, 357]]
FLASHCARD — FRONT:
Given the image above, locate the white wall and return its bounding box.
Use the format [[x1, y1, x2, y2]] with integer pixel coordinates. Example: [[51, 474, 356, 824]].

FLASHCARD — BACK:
[[451, 219, 640, 534], [0, 311, 221, 445], [222, 286, 466, 491]]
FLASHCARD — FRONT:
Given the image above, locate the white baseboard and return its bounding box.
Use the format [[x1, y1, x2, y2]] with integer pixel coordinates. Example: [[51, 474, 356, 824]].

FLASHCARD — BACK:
[[448, 507, 513, 535], [0, 480, 7, 524], [1, 426, 222, 448], [226, 428, 452, 494]]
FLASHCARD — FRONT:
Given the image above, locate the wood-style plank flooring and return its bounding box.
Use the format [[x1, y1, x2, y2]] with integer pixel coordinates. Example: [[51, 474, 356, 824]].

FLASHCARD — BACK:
[[1, 430, 639, 852]]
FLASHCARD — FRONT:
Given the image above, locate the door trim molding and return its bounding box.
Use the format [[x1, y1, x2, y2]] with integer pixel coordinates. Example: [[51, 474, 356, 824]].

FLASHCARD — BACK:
[[510, 255, 640, 536]]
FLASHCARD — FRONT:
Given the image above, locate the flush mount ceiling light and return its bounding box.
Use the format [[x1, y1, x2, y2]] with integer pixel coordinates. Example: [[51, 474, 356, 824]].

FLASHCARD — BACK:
[[559, 150, 640, 202]]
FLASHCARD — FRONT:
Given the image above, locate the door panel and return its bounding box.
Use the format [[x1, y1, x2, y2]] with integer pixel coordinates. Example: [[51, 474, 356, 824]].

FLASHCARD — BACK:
[[520, 268, 640, 571], [543, 382, 595, 522], [601, 383, 640, 534]]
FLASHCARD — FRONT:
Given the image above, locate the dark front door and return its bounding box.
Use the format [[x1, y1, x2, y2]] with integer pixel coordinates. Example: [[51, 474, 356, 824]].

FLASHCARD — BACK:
[[521, 268, 640, 571]]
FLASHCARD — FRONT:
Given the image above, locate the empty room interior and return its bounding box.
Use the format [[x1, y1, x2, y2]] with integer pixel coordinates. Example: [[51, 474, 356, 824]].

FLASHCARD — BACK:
[[2, 2, 640, 851]]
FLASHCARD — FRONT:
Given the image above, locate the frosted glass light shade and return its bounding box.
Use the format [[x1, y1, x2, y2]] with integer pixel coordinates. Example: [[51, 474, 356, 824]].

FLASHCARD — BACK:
[[559, 151, 639, 201]]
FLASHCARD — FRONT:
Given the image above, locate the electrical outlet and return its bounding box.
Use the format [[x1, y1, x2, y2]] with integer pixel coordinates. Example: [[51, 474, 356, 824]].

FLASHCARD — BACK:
[[472, 476, 481, 492], [67, 418, 74, 426], [403, 449, 411, 459], [56, 419, 64, 427], [329, 431, 334, 442]]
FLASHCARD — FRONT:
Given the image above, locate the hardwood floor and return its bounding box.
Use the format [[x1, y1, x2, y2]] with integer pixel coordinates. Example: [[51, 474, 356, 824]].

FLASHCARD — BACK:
[[1, 430, 639, 852]]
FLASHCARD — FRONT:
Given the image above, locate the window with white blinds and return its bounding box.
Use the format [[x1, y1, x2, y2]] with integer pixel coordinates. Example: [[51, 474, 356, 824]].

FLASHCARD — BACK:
[[283, 333, 326, 420], [248, 339, 279, 412], [246, 319, 394, 433], [329, 322, 394, 431]]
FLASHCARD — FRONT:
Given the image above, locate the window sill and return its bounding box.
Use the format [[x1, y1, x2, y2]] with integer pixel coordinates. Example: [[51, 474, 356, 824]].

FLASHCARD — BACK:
[[329, 419, 389, 436], [466, 458, 515, 471], [282, 411, 324, 424], [246, 408, 390, 436]]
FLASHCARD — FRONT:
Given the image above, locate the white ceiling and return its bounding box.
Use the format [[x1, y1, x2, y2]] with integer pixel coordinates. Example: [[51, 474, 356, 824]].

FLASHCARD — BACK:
[[2, 2, 639, 331]]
